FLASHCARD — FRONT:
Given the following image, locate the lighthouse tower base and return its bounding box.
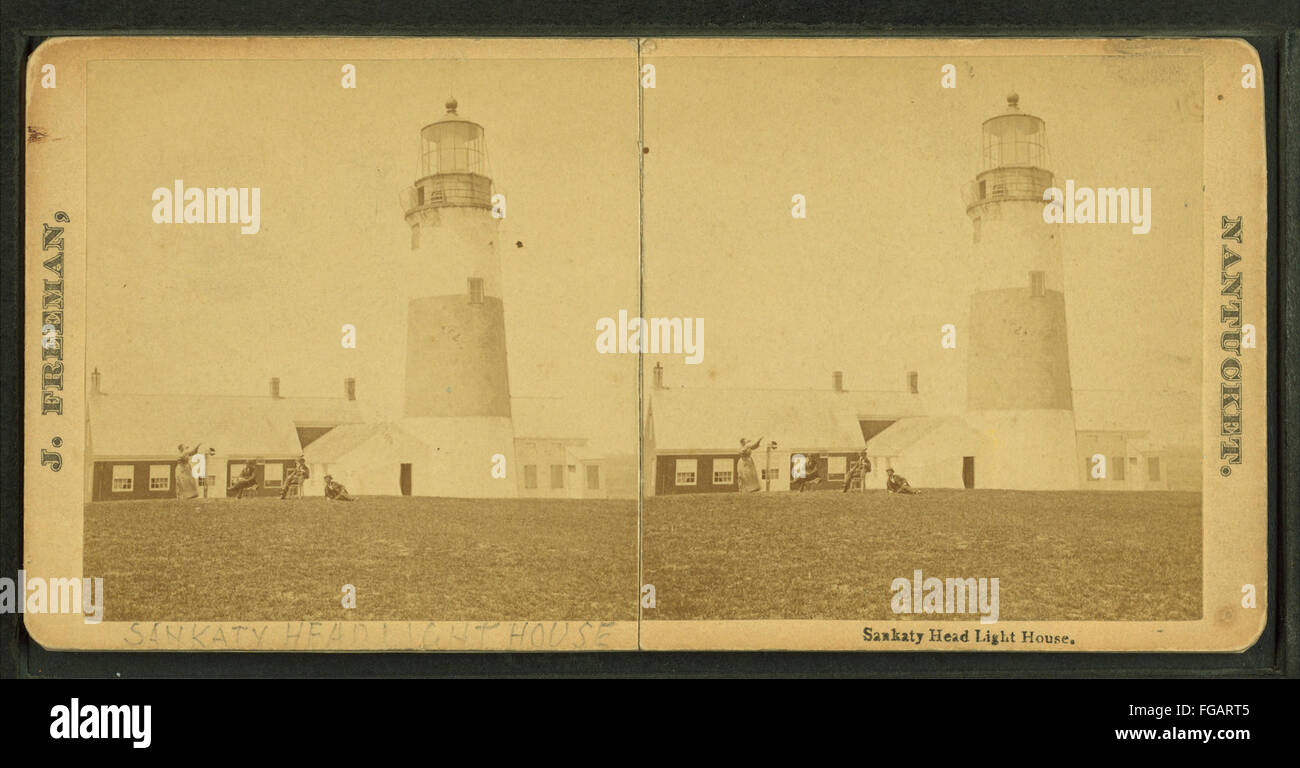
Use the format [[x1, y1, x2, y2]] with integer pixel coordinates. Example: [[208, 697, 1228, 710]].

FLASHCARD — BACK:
[[965, 410, 1079, 491]]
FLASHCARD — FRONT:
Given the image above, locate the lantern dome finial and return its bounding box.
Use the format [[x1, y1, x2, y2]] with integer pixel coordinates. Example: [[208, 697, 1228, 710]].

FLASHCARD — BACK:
[[446, 97, 458, 114]]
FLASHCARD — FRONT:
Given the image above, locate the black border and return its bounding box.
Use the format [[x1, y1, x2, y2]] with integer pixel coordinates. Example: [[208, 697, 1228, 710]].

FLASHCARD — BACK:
[[2, 0, 1296, 679]]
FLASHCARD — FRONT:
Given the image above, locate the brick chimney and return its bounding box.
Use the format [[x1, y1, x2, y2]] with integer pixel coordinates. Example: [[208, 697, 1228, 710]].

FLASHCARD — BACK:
[[832, 370, 844, 392], [270, 377, 281, 399], [344, 377, 356, 401]]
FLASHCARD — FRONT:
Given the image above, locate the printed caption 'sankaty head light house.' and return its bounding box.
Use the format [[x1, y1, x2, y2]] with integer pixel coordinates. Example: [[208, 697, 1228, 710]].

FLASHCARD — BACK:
[[962, 93, 1078, 490]]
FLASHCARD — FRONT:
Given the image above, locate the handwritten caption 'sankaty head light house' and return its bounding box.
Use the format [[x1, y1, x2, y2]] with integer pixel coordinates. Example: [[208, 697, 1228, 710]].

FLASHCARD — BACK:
[[151, 180, 261, 234]]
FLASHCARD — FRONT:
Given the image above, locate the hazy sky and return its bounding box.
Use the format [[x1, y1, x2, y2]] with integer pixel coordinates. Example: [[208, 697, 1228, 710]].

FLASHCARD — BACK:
[[642, 53, 1202, 444], [85, 48, 1203, 453], [87, 54, 641, 453]]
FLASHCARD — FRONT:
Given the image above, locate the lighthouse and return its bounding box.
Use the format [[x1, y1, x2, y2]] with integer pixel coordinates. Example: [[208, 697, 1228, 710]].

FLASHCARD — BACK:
[[402, 99, 512, 419], [963, 93, 1078, 490]]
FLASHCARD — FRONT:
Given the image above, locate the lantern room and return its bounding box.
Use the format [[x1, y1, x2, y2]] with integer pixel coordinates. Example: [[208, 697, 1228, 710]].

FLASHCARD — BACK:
[[979, 92, 1049, 170], [965, 93, 1055, 214], [420, 99, 488, 177], [403, 98, 493, 213]]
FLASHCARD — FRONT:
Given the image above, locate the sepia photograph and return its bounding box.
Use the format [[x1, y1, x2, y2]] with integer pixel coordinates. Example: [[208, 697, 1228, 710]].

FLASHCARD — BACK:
[[2, 0, 1295, 750], [25, 39, 643, 650], [21, 36, 1267, 653], [635, 39, 1266, 650]]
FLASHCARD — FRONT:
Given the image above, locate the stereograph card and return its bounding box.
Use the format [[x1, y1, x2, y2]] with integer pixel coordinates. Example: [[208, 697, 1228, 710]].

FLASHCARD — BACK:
[[22, 36, 1268, 652]]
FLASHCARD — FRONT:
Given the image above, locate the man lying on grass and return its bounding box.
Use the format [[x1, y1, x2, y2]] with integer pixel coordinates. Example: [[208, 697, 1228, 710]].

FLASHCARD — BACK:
[[323, 475, 356, 502], [886, 468, 920, 495]]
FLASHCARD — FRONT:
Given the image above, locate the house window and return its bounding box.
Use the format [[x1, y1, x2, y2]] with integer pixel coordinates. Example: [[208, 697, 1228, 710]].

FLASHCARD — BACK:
[[111, 464, 134, 492], [761, 468, 780, 480], [1085, 458, 1100, 481], [1111, 457, 1126, 481], [468, 277, 485, 304], [524, 465, 538, 489], [827, 456, 847, 481], [1030, 270, 1045, 297], [410, 224, 420, 250], [264, 463, 284, 488], [148, 464, 171, 491], [712, 458, 734, 485], [675, 459, 697, 486], [1147, 457, 1162, 481], [550, 464, 565, 489], [907, 372, 919, 394], [586, 465, 601, 490]]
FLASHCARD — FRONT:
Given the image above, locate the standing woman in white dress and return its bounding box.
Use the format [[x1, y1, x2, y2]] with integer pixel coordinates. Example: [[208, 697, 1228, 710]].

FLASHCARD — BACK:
[[175, 443, 201, 499], [736, 436, 763, 493]]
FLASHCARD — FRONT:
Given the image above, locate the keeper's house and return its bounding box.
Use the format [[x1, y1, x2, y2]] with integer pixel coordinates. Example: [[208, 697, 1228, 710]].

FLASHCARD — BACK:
[[512, 400, 636, 500], [645, 366, 1198, 494], [86, 370, 361, 501], [300, 398, 638, 499], [643, 366, 923, 496], [860, 393, 1194, 491]]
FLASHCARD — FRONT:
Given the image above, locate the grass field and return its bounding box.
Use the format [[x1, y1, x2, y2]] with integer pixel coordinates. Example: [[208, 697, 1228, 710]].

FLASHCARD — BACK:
[[84, 496, 638, 622], [642, 489, 1201, 621]]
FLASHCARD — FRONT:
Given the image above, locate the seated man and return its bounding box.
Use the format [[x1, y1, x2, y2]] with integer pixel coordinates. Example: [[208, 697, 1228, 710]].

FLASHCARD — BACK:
[[842, 451, 871, 493], [227, 462, 258, 498], [790, 455, 824, 493], [886, 468, 920, 495], [323, 475, 356, 502], [280, 456, 309, 499]]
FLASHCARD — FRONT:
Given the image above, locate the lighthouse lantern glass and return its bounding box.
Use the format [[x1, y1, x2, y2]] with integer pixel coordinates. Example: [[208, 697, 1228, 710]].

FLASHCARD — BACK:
[[982, 113, 1047, 170], [420, 120, 487, 178]]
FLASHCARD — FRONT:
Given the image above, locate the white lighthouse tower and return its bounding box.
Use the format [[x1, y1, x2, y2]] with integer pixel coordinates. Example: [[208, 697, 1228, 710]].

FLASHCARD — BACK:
[[402, 99, 512, 419], [963, 93, 1078, 490]]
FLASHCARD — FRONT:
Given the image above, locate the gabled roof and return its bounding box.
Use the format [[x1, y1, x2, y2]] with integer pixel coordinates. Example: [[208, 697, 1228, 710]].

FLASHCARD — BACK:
[[866, 415, 976, 456], [302, 421, 429, 464], [647, 387, 922, 453], [303, 417, 516, 463], [88, 392, 360, 458]]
